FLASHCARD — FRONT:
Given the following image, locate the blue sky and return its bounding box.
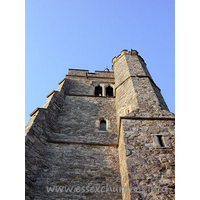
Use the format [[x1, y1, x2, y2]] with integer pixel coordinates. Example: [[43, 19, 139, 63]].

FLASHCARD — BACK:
[[25, 0, 175, 125]]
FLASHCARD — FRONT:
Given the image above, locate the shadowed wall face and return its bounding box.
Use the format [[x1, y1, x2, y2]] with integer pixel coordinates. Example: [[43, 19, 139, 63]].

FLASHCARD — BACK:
[[52, 95, 118, 145], [25, 70, 123, 200], [33, 144, 122, 200]]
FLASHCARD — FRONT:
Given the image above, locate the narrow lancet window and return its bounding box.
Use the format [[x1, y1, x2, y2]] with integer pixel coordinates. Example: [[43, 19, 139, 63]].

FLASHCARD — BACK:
[[95, 85, 102, 96], [106, 86, 113, 97], [157, 135, 165, 147], [100, 120, 106, 131]]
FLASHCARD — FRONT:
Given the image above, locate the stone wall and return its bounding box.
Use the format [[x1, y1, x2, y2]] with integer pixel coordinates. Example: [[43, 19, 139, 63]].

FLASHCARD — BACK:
[[26, 50, 175, 200], [118, 118, 175, 199], [25, 78, 69, 199], [65, 71, 115, 96], [112, 49, 175, 200], [52, 95, 118, 145], [112, 49, 169, 117], [131, 77, 169, 112], [118, 121, 131, 200], [25, 70, 122, 199], [25, 108, 48, 199], [32, 144, 122, 200], [65, 76, 94, 95], [115, 77, 139, 117]]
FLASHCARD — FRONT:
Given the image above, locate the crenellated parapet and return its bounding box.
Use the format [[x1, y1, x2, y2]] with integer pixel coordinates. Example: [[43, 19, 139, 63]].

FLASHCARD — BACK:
[[67, 69, 114, 79]]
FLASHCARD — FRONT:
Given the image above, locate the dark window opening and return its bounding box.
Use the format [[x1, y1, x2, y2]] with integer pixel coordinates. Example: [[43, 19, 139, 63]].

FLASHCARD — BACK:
[[106, 86, 113, 97], [100, 120, 106, 130], [157, 135, 165, 147], [95, 85, 102, 96]]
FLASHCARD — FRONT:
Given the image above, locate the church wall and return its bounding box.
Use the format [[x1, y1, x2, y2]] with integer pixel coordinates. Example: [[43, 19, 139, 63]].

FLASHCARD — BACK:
[[119, 118, 175, 199], [32, 143, 122, 200], [52, 95, 118, 145]]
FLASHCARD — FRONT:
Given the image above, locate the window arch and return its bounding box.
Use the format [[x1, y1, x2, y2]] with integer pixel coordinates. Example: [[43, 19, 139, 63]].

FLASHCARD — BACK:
[[100, 119, 106, 130], [95, 85, 102, 96], [106, 85, 113, 97]]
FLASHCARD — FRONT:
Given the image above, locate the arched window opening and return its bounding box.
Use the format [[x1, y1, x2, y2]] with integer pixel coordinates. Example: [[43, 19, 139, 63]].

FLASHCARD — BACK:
[[100, 119, 106, 131], [106, 86, 113, 97], [95, 85, 102, 96]]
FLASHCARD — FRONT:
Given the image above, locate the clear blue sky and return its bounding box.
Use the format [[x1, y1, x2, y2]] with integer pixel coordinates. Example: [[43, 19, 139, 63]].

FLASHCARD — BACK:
[[25, 0, 175, 125]]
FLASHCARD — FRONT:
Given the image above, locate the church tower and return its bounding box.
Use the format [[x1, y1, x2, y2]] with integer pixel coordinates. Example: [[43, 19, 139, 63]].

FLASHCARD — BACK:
[[25, 49, 175, 200], [112, 49, 169, 117], [112, 50, 175, 199]]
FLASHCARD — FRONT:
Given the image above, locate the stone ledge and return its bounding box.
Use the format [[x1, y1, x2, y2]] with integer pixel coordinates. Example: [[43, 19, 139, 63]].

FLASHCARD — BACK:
[[151, 133, 172, 135], [66, 94, 116, 98], [58, 78, 66, 85], [115, 75, 161, 92], [29, 107, 46, 117], [46, 90, 59, 98], [69, 68, 89, 71], [47, 139, 118, 147], [66, 74, 115, 80], [154, 147, 174, 150], [87, 75, 114, 79], [120, 116, 175, 120], [94, 70, 114, 73]]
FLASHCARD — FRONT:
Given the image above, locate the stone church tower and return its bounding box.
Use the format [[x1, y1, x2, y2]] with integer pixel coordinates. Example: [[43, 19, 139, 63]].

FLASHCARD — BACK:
[[25, 50, 175, 200]]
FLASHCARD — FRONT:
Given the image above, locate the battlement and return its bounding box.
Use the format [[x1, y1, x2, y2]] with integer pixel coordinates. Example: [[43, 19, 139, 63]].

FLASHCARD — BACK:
[[68, 69, 89, 76], [67, 68, 114, 79], [112, 49, 146, 66]]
